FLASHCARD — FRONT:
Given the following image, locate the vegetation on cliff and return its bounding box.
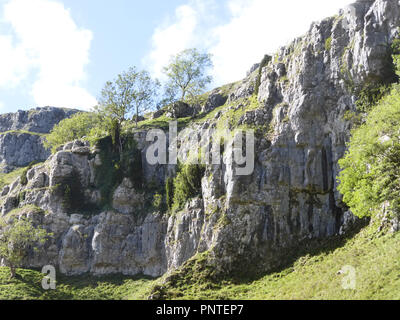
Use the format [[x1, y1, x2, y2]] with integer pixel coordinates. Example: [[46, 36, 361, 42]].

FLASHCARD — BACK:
[[338, 38, 400, 219]]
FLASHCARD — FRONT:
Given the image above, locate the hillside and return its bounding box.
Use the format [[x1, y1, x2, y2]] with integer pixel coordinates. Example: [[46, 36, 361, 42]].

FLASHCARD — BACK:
[[1, 221, 399, 300]]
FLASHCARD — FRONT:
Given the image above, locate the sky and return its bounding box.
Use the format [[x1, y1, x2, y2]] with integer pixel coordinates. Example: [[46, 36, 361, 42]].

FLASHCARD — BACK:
[[0, 0, 354, 113]]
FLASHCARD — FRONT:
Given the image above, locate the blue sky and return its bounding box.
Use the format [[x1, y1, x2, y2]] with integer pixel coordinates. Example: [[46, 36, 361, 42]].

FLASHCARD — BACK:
[[0, 0, 354, 113]]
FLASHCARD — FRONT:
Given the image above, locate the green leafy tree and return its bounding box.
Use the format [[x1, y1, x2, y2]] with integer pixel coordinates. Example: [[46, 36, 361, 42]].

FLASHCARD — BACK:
[[96, 67, 159, 129], [0, 216, 50, 278], [44, 112, 102, 153], [163, 48, 213, 103]]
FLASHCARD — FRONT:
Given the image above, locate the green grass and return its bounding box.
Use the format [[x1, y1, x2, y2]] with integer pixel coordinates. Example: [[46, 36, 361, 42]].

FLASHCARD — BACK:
[[0, 167, 28, 190], [0, 130, 46, 137], [0, 268, 155, 300], [134, 115, 193, 131], [142, 222, 400, 300]]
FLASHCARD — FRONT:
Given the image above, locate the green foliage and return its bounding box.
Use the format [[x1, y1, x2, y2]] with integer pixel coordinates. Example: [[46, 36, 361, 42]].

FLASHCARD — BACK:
[[94, 136, 124, 208], [96, 67, 159, 128], [355, 82, 392, 113], [0, 216, 50, 278], [57, 169, 88, 213], [7, 205, 44, 218], [165, 177, 174, 212], [94, 135, 143, 208], [152, 193, 163, 210], [325, 37, 332, 51], [44, 112, 102, 153], [0, 167, 29, 190], [163, 48, 213, 103], [338, 84, 400, 218], [19, 161, 39, 186], [392, 37, 400, 77], [110, 119, 121, 149], [120, 135, 143, 189], [172, 163, 205, 212], [254, 55, 272, 96]]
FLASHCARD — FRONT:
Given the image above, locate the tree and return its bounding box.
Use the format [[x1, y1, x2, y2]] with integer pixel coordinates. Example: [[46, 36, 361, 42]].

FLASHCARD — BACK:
[[163, 48, 213, 103], [0, 216, 50, 278], [96, 67, 159, 129]]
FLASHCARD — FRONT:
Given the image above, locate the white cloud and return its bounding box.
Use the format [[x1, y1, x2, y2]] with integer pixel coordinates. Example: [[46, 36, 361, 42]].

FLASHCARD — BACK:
[[145, 0, 354, 86], [0, 101, 4, 110], [144, 0, 217, 80], [210, 0, 355, 84], [0, 0, 97, 110]]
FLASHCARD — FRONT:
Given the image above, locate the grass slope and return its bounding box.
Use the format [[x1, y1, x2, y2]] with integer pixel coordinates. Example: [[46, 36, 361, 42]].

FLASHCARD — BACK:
[[0, 222, 399, 300], [141, 222, 400, 300], [0, 269, 154, 300]]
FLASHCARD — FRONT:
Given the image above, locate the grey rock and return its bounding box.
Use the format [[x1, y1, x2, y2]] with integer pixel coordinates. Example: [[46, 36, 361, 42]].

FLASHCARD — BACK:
[[0, 133, 50, 168], [0, 107, 79, 134], [201, 89, 228, 114], [167, 102, 194, 118], [112, 178, 145, 214], [0, 107, 79, 171], [151, 109, 166, 119]]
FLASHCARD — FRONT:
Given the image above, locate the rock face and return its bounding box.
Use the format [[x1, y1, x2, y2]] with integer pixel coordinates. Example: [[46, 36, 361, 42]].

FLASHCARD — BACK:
[[0, 107, 79, 171], [0, 107, 79, 134], [0, 0, 399, 277], [0, 133, 50, 168], [166, 102, 194, 118]]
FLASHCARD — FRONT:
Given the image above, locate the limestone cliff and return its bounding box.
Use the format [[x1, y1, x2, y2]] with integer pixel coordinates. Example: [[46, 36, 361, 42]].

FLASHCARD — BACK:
[[0, 0, 399, 278], [0, 107, 79, 171]]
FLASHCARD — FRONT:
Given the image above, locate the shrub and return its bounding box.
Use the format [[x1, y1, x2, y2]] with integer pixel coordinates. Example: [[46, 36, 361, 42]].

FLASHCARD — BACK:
[[59, 169, 86, 213], [338, 84, 400, 218], [44, 112, 102, 153], [19, 161, 39, 186], [355, 82, 391, 113], [172, 163, 205, 212], [325, 37, 332, 51], [94, 134, 144, 209], [165, 177, 174, 211], [392, 37, 400, 77], [0, 216, 50, 278], [152, 193, 163, 210], [94, 136, 123, 207]]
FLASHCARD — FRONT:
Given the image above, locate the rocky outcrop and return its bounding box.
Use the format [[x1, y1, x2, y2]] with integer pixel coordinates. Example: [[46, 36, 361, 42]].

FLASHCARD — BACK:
[[166, 102, 194, 118], [0, 107, 79, 171], [0, 132, 50, 169], [0, 0, 399, 278], [0, 107, 79, 134]]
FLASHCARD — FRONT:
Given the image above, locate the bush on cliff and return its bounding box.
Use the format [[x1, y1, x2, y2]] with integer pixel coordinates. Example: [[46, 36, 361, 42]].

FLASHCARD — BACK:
[[171, 163, 205, 212], [338, 84, 400, 218], [44, 112, 102, 153]]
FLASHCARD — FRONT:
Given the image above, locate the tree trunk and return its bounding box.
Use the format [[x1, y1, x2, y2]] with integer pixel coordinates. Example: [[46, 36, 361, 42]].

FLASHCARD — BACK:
[[136, 106, 139, 128], [9, 265, 16, 279]]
